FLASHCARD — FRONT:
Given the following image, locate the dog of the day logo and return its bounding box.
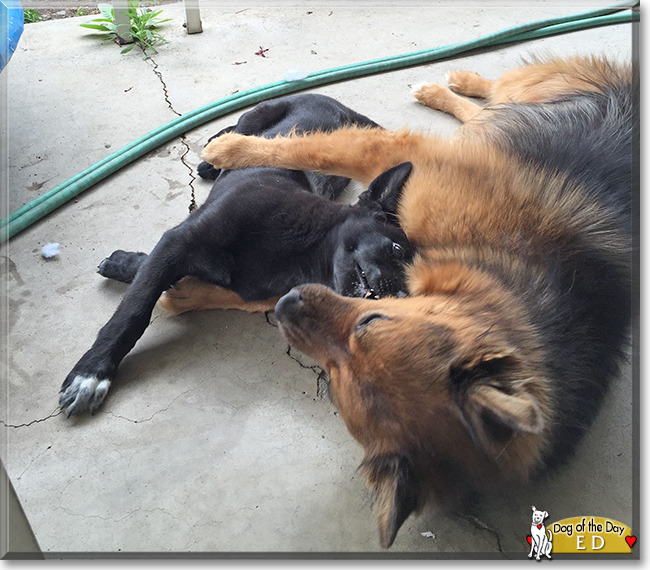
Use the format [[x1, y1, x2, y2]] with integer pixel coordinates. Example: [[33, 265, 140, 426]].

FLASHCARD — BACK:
[[527, 507, 553, 560], [526, 508, 636, 557]]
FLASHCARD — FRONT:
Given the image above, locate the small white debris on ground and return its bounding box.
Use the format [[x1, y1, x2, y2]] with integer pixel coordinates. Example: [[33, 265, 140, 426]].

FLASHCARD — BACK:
[[41, 242, 60, 258], [421, 531, 436, 539], [284, 68, 308, 82]]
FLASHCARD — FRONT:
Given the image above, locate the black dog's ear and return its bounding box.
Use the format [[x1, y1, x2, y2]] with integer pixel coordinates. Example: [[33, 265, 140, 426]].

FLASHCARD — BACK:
[[357, 162, 413, 221], [360, 453, 421, 548]]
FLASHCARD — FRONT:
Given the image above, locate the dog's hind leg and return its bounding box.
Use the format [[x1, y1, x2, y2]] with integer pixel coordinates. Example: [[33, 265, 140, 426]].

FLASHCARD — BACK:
[[544, 531, 553, 559], [202, 126, 426, 186], [59, 225, 201, 417], [412, 83, 483, 123], [158, 277, 279, 314]]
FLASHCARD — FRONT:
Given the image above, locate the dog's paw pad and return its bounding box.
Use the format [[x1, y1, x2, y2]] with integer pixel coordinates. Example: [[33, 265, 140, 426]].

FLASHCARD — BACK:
[[201, 133, 254, 170], [97, 250, 147, 283], [97, 257, 117, 278], [59, 375, 111, 417], [446, 71, 484, 95], [411, 82, 452, 108], [445, 71, 461, 88], [410, 82, 434, 102]]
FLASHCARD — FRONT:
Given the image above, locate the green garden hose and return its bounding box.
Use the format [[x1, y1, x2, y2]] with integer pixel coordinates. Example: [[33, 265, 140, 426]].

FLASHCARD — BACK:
[[0, 1, 639, 243]]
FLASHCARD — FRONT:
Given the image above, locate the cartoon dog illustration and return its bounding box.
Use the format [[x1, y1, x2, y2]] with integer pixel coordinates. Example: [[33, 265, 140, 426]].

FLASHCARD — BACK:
[[529, 506, 553, 560]]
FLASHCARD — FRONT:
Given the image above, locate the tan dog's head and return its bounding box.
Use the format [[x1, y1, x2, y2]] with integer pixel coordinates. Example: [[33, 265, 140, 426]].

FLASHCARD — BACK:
[[275, 284, 550, 548]]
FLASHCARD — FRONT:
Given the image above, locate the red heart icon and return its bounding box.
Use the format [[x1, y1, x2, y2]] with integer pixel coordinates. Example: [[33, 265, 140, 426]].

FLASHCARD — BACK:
[[625, 536, 637, 548], [537, 524, 542, 529], [526, 535, 532, 545]]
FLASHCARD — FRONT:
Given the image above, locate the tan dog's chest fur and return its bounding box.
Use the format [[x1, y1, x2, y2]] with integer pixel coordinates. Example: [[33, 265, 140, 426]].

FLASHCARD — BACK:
[[200, 55, 634, 547]]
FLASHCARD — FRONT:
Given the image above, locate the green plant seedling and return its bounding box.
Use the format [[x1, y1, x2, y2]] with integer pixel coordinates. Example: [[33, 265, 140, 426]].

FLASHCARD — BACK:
[[24, 9, 43, 23], [79, 1, 171, 56]]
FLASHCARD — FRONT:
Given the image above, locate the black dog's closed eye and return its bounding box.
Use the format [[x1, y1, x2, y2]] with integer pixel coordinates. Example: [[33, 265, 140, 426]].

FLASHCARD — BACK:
[[356, 313, 390, 330]]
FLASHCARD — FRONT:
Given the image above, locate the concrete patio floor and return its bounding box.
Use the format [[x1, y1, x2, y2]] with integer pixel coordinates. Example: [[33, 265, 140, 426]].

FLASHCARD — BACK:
[[1, 0, 638, 559]]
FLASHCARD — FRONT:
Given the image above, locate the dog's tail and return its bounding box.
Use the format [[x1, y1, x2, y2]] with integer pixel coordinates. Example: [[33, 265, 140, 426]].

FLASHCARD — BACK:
[[546, 529, 553, 543]]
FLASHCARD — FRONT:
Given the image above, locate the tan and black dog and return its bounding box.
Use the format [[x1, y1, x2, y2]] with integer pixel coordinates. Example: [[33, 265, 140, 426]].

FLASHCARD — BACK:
[[200, 56, 636, 548]]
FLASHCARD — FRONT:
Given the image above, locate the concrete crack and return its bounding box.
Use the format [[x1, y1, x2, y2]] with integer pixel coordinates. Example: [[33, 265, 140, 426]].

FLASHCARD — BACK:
[[17, 444, 52, 481], [1, 408, 62, 428], [102, 387, 197, 424], [285, 346, 331, 401], [458, 513, 510, 558], [264, 311, 278, 327], [286, 346, 321, 374], [146, 54, 198, 213]]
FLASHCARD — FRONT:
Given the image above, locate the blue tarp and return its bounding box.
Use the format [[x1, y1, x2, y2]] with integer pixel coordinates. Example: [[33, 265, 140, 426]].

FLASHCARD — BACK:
[[1, 0, 24, 72]]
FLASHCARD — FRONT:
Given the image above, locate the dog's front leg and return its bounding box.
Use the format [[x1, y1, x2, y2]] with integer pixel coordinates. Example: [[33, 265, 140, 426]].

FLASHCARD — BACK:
[[201, 126, 426, 186], [535, 537, 544, 560], [59, 227, 190, 417]]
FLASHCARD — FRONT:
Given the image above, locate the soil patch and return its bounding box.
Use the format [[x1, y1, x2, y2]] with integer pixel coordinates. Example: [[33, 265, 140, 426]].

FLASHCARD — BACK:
[[23, 1, 178, 22]]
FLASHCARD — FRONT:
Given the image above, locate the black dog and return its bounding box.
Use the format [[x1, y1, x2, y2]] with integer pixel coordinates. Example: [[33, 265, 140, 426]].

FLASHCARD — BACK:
[[59, 94, 414, 417]]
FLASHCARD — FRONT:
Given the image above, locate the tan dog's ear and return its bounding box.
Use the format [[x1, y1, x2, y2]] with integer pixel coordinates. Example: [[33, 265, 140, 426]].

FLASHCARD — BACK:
[[360, 453, 421, 548], [450, 351, 545, 456]]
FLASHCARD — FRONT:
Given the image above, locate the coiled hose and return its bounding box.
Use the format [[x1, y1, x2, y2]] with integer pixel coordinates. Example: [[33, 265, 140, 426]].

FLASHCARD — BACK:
[[0, 1, 639, 242]]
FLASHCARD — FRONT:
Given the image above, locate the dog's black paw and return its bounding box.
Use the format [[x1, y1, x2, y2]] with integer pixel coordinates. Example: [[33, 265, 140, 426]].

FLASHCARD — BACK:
[[60, 355, 117, 417], [197, 160, 221, 181], [59, 374, 111, 417], [98, 250, 148, 283]]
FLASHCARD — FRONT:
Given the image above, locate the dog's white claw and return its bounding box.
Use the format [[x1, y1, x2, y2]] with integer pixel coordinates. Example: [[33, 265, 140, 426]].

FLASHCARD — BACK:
[[410, 82, 434, 105], [410, 81, 428, 91], [60, 375, 111, 417], [409, 81, 429, 94]]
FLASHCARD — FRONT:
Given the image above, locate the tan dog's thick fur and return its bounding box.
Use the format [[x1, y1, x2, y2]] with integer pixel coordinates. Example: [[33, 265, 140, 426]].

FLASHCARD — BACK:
[[201, 56, 635, 548]]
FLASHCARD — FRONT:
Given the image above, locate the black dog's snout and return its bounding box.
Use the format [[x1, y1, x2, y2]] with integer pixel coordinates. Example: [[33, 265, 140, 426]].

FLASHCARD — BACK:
[[275, 288, 304, 323]]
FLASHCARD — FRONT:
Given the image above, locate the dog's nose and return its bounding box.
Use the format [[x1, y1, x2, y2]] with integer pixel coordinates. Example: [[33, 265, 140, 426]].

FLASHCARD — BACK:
[[275, 288, 304, 323]]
